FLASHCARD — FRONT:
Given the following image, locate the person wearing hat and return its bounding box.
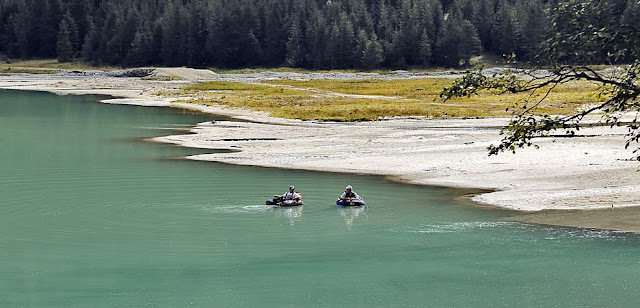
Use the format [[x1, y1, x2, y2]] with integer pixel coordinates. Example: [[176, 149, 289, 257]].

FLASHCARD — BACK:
[[339, 185, 361, 201], [283, 185, 302, 200]]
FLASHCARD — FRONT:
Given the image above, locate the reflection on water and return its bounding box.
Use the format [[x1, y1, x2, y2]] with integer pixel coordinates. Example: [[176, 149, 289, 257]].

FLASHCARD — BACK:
[[273, 205, 304, 225], [338, 205, 368, 229]]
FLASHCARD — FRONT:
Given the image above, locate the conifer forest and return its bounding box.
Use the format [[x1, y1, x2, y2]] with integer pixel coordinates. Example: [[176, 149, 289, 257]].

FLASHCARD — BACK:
[[0, 0, 637, 69]]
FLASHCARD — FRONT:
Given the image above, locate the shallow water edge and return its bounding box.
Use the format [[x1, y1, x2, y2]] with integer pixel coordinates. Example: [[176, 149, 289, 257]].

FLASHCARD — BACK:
[[8, 84, 640, 233]]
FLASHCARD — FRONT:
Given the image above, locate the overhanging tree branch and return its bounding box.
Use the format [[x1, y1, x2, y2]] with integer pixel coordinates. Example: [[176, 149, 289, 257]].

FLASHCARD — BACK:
[[440, 60, 640, 158]]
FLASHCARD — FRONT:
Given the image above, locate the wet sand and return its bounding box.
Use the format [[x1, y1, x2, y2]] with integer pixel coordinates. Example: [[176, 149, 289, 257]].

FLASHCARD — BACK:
[[512, 207, 640, 233]]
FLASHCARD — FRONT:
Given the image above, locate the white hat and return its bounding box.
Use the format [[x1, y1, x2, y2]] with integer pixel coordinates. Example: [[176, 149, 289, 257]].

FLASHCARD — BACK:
[[289, 185, 295, 189], [345, 185, 353, 190]]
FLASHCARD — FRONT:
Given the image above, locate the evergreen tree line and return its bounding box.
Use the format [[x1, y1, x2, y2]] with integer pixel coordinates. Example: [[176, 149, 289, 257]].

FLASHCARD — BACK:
[[0, 0, 632, 69]]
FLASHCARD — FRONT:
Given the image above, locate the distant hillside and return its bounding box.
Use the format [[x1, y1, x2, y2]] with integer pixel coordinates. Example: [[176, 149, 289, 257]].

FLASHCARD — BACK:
[[0, 0, 634, 69]]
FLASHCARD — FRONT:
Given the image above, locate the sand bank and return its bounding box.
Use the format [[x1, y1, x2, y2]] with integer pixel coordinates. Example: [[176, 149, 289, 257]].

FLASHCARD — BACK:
[[155, 118, 640, 213], [2, 70, 640, 231]]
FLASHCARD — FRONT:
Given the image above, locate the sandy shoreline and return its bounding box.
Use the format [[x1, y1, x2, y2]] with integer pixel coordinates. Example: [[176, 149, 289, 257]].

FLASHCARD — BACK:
[[2, 69, 640, 232]]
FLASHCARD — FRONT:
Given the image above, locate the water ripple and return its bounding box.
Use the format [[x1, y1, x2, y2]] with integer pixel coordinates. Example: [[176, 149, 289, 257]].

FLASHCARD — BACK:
[[392, 221, 636, 241], [395, 221, 518, 234], [202, 204, 273, 214]]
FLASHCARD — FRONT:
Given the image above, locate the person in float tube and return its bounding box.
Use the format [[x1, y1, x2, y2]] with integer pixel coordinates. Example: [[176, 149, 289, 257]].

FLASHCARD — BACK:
[[283, 185, 302, 200], [339, 185, 361, 201]]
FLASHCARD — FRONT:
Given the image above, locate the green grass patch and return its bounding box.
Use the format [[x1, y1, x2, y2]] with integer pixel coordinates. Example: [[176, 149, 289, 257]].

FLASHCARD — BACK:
[[183, 81, 310, 95], [184, 81, 270, 91], [266, 78, 454, 98], [266, 78, 602, 103], [210, 67, 361, 74], [179, 79, 604, 121]]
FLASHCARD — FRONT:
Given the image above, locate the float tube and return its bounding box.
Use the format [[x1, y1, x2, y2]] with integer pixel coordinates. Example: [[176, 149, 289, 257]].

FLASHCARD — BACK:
[[266, 196, 304, 206], [336, 199, 366, 206]]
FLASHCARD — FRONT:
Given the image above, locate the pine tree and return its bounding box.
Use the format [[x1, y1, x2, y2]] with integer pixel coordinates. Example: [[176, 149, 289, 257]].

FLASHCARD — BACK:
[[491, 0, 519, 56], [10, 1, 33, 58], [354, 29, 369, 65], [359, 5, 375, 35], [262, 2, 287, 67], [418, 30, 432, 66], [361, 34, 384, 69], [388, 30, 407, 68], [56, 18, 73, 62], [430, 0, 445, 46], [285, 20, 303, 67], [327, 22, 340, 68], [160, 2, 180, 66], [185, 3, 208, 67], [515, 0, 548, 61], [337, 12, 356, 67], [246, 30, 264, 67], [36, 0, 60, 57], [395, 0, 420, 65], [126, 23, 154, 67], [304, 14, 328, 68], [474, 0, 495, 50], [375, 0, 393, 54], [82, 15, 98, 64], [415, 0, 436, 49], [458, 20, 482, 66], [103, 10, 128, 65], [433, 12, 480, 67], [62, 10, 79, 56], [433, 18, 457, 66]]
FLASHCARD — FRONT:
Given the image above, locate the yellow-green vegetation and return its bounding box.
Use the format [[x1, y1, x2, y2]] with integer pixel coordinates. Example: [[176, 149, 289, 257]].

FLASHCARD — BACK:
[[0, 59, 120, 73], [211, 67, 452, 75], [210, 67, 361, 74], [184, 81, 277, 91], [179, 78, 605, 121], [266, 78, 598, 100]]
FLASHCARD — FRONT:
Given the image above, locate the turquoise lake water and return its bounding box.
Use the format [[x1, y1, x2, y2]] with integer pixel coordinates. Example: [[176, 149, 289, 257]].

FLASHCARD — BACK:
[[2, 89, 640, 307]]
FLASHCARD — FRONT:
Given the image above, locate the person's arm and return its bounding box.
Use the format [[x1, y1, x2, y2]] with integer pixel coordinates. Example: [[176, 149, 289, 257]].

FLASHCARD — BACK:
[[339, 192, 347, 200]]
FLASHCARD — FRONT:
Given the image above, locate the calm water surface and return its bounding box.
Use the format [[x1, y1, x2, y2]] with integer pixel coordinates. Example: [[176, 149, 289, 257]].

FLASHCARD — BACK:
[[2, 90, 640, 307]]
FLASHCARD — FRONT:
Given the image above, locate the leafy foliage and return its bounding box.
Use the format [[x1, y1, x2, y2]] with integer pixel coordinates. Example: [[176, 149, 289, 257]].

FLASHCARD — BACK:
[[442, 0, 640, 158]]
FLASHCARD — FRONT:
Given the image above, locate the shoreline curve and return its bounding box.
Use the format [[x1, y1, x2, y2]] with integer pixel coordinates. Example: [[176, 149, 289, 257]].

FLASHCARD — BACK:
[[2, 71, 640, 232]]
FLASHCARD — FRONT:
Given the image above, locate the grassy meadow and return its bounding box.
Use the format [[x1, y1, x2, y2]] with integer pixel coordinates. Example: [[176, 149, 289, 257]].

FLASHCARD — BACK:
[[0, 58, 607, 121], [179, 78, 605, 121]]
